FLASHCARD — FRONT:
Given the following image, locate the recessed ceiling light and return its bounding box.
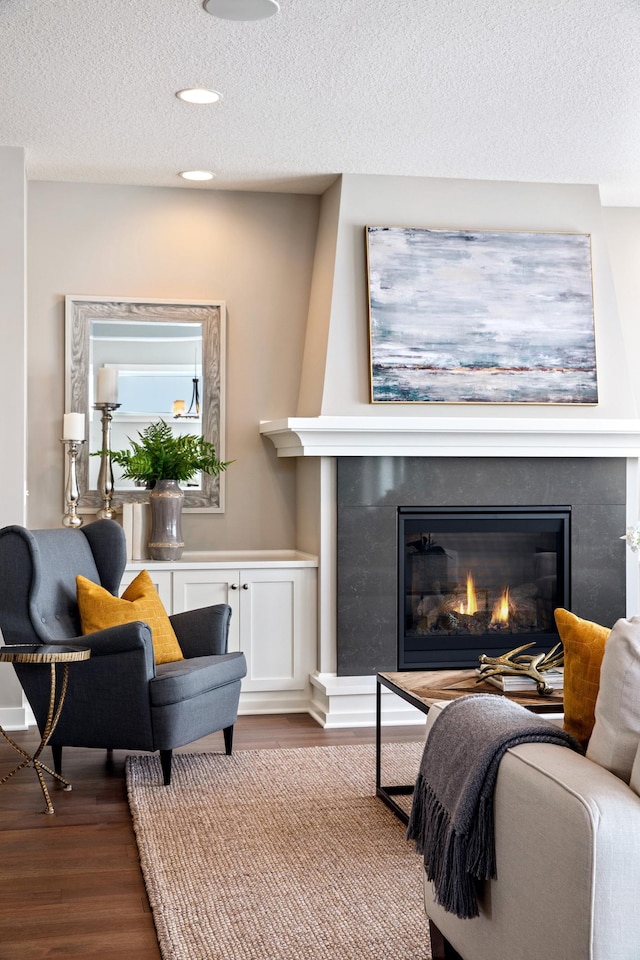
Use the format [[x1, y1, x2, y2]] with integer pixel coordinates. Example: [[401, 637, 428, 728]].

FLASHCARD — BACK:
[[203, 0, 279, 21], [179, 170, 216, 181], [176, 88, 222, 105]]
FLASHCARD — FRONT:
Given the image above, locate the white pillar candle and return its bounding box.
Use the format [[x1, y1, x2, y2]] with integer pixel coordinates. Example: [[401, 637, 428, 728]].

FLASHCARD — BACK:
[[97, 367, 119, 403], [63, 412, 85, 441]]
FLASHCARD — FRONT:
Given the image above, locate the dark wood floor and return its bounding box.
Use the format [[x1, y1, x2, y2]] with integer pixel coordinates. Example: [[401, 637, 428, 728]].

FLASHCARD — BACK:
[[0, 714, 423, 960]]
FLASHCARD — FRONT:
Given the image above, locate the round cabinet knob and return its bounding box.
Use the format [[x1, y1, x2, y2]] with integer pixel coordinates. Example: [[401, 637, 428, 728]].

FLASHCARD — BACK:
[[230, 583, 239, 590], [242, 583, 249, 590]]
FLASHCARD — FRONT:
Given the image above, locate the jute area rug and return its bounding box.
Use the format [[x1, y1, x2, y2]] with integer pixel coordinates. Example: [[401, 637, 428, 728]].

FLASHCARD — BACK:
[[126, 742, 431, 960]]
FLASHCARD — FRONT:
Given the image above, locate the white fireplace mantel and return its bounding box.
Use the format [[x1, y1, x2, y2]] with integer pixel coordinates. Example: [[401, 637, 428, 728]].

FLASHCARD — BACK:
[[260, 416, 640, 459]]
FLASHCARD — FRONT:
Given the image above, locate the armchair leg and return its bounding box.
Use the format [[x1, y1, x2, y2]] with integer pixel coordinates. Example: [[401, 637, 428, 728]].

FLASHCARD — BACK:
[[223, 725, 234, 755], [160, 749, 173, 785], [51, 744, 62, 776]]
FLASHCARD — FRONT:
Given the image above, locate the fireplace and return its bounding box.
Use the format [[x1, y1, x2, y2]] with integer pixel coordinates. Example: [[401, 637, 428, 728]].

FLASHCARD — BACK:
[[398, 506, 570, 669], [335, 455, 626, 678]]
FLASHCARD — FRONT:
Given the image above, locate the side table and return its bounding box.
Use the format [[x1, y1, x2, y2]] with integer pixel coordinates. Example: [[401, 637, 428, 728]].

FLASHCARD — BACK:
[[0, 644, 90, 814], [376, 669, 564, 824]]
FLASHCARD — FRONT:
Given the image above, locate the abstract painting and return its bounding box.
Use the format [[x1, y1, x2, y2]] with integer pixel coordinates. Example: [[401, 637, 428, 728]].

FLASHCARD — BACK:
[[366, 226, 598, 404]]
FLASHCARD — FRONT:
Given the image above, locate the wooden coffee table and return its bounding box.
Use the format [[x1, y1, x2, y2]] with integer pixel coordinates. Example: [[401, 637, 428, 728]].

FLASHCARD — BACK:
[[376, 669, 563, 823]]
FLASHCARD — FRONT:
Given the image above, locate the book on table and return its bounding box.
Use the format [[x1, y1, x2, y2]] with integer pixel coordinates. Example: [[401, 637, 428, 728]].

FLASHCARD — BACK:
[[475, 667, 564, 692]]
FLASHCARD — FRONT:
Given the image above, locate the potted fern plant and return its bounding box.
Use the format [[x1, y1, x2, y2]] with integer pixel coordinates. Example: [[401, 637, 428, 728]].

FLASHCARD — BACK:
[[107, 420, 229, 560]]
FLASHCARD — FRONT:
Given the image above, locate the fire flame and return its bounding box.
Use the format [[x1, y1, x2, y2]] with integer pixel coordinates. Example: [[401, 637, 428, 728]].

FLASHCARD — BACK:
[[455, 571, 513, 625], [491, 586, 510, 624], [458, 571, 478, 616]]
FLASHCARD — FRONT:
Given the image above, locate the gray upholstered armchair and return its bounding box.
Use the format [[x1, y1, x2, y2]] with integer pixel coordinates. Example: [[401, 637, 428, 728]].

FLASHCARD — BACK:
[[0, 520, 247, 785]]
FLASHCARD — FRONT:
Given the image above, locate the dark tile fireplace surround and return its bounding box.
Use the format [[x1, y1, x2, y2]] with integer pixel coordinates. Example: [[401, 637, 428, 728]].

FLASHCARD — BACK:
[[337, 456, 627, 676]]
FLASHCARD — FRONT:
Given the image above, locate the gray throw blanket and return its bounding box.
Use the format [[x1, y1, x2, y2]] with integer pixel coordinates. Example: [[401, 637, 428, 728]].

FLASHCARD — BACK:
[[406, 694, 581, 919]]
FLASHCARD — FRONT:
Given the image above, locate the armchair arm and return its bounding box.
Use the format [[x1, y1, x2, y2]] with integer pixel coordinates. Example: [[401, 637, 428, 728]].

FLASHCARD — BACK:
[[170, 604, 231, 658], [47, 622, 155, 675], [75, 623, 156, 688]]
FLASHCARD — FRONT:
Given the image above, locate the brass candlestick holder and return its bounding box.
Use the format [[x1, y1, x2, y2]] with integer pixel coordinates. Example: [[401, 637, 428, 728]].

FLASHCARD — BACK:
[[94, 402, 121, 520], [61, 439, 86, 528]]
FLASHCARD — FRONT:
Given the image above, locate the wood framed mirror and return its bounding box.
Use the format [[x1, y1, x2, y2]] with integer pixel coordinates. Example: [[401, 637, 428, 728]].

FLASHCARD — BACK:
[[65, 296, 226, 512]]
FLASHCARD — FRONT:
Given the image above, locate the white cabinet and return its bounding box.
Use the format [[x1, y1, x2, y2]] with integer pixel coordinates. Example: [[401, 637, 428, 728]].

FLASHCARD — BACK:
[[121, 552, 318, 714]]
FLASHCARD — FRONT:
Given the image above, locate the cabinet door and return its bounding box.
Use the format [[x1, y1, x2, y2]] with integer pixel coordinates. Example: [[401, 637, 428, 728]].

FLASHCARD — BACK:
[[238, 568, 315, 693], [171, 569, 241, 652], [119, 569, 173, 611]]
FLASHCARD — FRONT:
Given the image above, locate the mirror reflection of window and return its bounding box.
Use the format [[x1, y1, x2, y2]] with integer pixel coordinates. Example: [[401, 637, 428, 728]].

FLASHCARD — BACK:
[[116, 368, 201, 417], [89, 320, 203, 491]]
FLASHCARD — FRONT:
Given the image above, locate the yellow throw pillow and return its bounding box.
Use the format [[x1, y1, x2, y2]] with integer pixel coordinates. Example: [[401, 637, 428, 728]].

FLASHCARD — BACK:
[[554, 607, 610, 748], [76, 569, 184, 665]]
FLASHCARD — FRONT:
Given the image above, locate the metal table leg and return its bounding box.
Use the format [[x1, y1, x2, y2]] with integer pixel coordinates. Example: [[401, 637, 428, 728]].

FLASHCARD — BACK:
[[0, 663, 73, 814]]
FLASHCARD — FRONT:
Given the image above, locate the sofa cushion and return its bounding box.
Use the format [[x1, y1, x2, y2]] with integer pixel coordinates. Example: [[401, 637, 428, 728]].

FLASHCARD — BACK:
[[77, 569, 184, 665], [554, 607, 610, 747], [587, 616, 640, 783], [150, 652, 247, 706]]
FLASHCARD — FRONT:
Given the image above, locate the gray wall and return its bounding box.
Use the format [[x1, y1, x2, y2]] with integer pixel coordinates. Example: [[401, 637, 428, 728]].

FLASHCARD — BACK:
[[337, 456, 627, 675], [27, 182, 320, 549]]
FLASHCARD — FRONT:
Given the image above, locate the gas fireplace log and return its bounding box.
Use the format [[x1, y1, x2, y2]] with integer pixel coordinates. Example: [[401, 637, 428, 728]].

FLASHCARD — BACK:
[[414, 580, 542, 635]]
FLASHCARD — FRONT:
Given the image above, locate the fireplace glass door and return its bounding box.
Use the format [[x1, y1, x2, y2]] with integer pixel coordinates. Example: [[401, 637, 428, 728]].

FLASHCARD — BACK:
[[398, 506, 570, 670]]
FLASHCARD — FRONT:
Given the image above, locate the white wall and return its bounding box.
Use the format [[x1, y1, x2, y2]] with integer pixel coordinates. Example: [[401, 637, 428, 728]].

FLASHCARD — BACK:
[[27, 182, 320, 549], [601, 206, 640, 415], [0, 147, 29, 725], [0, 147, 27, 523], [296, 177, 342, 416], [299, 174, 637, 419]]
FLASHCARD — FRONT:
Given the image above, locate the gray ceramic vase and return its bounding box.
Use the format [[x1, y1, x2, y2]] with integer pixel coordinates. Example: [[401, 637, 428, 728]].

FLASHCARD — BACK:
[[148, 479, 185, 561]]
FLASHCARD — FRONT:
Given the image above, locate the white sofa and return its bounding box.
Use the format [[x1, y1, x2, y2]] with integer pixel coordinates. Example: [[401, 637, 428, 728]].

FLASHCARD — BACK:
[[422, 701, 640, 960]]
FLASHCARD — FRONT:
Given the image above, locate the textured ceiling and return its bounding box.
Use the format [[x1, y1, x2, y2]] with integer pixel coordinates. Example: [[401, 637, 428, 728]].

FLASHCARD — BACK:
[[2, 0, 640, 201]]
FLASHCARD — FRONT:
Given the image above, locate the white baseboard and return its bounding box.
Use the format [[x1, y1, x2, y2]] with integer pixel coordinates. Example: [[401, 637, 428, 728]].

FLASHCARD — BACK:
[[309, 672, 427, 728], [238, 688, 313, 715], [237, 674, 427, 727], [0, 702, 35, 730]]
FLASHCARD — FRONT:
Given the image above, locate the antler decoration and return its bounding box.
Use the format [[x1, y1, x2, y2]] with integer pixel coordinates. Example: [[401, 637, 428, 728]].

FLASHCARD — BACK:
[[476, 642, 564, 696]]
